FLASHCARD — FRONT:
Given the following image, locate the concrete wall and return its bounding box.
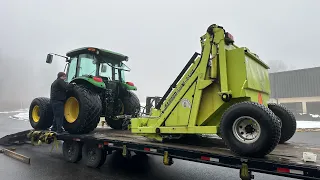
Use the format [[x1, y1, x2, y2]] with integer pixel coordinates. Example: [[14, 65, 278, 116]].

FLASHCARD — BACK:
[[269, 96, 320, 114]]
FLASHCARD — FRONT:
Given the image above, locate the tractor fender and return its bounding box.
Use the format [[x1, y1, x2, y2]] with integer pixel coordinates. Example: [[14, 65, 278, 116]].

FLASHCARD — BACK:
[[70, 76, 106, 90]]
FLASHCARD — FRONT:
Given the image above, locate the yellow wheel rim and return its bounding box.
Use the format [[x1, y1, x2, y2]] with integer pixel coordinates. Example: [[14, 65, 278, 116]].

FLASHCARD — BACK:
[[64, 97, 79, 123], [32, 105, 40, 123]]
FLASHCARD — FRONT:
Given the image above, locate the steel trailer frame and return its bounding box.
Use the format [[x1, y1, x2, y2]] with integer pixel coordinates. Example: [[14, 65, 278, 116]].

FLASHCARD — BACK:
[[55, 129, 320, 180], [0, 129, 319, 180]]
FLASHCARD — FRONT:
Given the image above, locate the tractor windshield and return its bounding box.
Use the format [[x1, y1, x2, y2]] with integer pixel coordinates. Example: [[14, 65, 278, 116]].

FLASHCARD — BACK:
[[78, 54, 98, 77], [66, 53, 130, 82], [99, 62, 129, 82], [116, 62, 130, 82], [66, 54, 99, 82]]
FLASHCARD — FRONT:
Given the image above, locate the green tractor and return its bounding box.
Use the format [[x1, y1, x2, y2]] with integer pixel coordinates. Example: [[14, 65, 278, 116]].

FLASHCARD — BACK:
[[29, 47, 141, 134]]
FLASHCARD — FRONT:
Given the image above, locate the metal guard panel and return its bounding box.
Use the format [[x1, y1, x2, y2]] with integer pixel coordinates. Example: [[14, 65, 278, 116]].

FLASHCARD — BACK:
[[244, 54, 271, 94]]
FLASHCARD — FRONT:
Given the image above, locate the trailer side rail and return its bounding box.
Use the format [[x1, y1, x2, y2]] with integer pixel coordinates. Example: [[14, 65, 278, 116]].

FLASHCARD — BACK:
[[58, 133, 320, 180]]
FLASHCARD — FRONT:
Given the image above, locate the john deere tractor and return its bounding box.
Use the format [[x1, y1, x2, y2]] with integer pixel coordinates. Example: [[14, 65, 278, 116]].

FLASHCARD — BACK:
[[29, 47, 141, 134]]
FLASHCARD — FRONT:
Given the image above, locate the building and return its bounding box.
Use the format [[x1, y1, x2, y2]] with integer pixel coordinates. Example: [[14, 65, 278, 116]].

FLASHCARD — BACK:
[[269, 66, 320, 115]]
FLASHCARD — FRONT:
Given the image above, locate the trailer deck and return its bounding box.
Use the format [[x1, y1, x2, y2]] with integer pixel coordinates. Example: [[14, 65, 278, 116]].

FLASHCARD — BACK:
[[56, 128, 320, 180], [1, 128, 319, 180]]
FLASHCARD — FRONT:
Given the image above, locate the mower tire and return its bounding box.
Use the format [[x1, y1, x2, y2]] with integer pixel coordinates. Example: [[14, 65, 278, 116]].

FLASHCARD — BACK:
[[63, 85, 102, 134], [29, 97, 53, 130], [106, 91, 140, 130], [268, 103, 297, 144], [220, 101, 281, 158]]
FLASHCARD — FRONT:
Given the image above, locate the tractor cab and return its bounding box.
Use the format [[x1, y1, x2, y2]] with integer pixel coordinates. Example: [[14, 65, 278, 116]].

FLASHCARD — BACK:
[[46, 47, 137, 91], [65, 47, 129, 83]]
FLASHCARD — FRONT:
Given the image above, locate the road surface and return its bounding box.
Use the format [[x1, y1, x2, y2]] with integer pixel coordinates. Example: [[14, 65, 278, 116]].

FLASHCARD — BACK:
[[0, 113, 319, 180]]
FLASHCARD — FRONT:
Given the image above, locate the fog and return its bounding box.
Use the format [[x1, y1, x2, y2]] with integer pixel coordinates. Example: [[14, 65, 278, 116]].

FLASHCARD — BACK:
[[0, 0, 320, 111]]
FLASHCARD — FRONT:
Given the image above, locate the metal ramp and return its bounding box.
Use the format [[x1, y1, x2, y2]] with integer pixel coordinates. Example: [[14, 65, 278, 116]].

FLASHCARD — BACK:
[[0, 130, 33, 146]]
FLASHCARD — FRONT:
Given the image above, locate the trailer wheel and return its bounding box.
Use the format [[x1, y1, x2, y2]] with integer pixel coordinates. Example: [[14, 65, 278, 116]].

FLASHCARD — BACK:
[[63, 85, 102, 134], [29, 97, 53, 130], [268, 103, 297, 144], [62, 141, 82, 163], [82, 143, 107, 168], [106, 91, 140, 130], [220, 101, 281, 157]]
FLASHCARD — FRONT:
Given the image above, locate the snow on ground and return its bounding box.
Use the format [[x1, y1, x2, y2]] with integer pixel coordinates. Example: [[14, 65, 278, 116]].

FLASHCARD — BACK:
[[296, 121, 320, 128], [8, 112, 29, 121], [2, 109, 320, 129], [0, 108, 28, 114]]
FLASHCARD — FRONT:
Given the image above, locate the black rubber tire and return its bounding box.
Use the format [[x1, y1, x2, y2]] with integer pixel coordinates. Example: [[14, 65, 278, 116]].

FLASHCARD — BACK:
[[81, 116, 101, 134], [106, 91, 140, 130], [268, 103, 297, 144], [220, 101, 281, 158], [131, 152, 149, 172], [62, 141, 82, 163], [29, 97, 53, 130], [82, 143, 107, 168], [63, 85, 102, 134]]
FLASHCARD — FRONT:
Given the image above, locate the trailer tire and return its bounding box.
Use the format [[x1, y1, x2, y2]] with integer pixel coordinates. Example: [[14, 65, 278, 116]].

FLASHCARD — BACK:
[[220, 101, 281, 157], [268, 103, 297, 144], [29, 97, 53, 130], [62, 141, 82, 163], [106, 91, 140, 130], [82, 143, 107, 168], [63, 85, 102, 134]]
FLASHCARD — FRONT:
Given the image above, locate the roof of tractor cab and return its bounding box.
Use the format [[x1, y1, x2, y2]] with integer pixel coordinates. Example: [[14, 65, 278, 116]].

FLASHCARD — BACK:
[[66, 47, 128, 62]]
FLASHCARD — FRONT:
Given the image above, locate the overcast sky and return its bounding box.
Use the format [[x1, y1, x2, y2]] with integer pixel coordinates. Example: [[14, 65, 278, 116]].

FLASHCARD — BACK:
[[0, 0, 319, 109]]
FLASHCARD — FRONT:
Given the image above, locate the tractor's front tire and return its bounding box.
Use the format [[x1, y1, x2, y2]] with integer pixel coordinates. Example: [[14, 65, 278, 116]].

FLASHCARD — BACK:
[[268, 103, 297, 144], [29, 97, 53, 130], [106, 91, 140, 130], [63, 85, 102, 134], [220, 101, 281, 157]]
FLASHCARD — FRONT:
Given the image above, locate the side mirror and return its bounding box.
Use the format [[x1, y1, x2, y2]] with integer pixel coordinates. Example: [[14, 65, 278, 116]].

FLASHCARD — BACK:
[[101, 64, 107, 72], [46, 54, 53, 64]]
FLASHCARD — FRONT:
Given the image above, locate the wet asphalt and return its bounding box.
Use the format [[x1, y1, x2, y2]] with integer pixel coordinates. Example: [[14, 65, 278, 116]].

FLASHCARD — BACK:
[[0, 113, 319, 180]]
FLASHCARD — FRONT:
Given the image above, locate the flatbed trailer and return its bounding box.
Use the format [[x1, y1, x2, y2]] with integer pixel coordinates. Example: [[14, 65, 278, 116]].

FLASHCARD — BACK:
[[3, 128, 317, 180]]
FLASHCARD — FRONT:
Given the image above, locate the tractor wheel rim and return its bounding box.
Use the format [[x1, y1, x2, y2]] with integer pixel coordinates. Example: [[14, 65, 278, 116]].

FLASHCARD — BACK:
[[232, 116, 261, 144], [32, 105, 40, 122], [64, 97, 79, 123]]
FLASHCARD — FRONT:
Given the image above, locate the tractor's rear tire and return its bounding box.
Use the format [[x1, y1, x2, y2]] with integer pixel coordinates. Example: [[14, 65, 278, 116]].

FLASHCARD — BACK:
[[220, 101, 281, 158], [29, 97, 53, 130], [106, 91, 140, 130], [63, 85, 102, 134], [81, 116, 101, 134], [268, 103, 297, 144]]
